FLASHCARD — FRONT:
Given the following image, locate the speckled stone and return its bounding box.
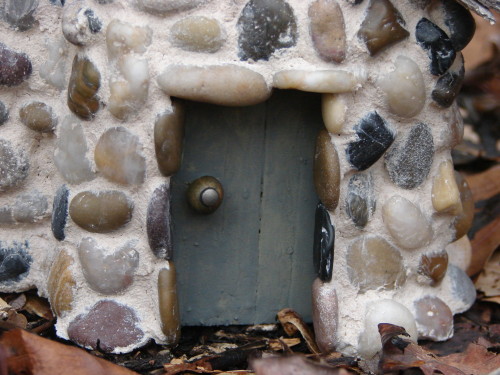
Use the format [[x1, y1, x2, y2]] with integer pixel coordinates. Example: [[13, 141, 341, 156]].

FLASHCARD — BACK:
[[237, 0, 297, 61], [69, 190, 134, 233], [346, 236, 405, 292], [154, 102, 185, 177], [346, 112, 395, 171], [385, 123, 434, 190], [357, 0, 409, 56], [0, 139, 29, 192], [12, 190, 48, 223], [171, 16, 225, 53], [147, 183, 173, 260], [67, 54, 101, 120], [444, 264, 476, 313], [432, 160, 462, 215], [313, 130, 340, 211], [51, 185, 69, 241], [62, 1, 102, 46], [158, 265, 180, 344], [68, 300, 144, 352], [19, 102, 57, 133], [313, 202, 335, 282], [418, 250, 449, 285], [0, 101, 9, 125], [308, 0, 346, 63], [346, 173, 375, 228], [416, 18, 456, 76], [383, 195, 433, 249], [78, 237, 139, 295], [453, 171, 474, 240], [427, 0, 475, 51], [3, 0, 38, 31], [47, 250, 76, 317], [311, 278, 338, 353], [432, 53, 465, 108], [414, 296, 453, 341], [0, 43, 32, 86], [0, 241, 32, 284], [137, 0, 208, 14], [53, 116, 95, 184], [94, 127, 146, 185]]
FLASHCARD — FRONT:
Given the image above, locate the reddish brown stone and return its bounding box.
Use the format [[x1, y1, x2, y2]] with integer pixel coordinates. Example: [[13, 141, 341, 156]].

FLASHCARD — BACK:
[[418, 250, 448, 286], [0, 43, 32, 86]]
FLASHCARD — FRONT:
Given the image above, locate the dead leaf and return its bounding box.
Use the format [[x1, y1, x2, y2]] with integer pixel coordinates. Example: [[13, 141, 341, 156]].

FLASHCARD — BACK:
[[476, 250, 500, 297], [0, 329, 138, 375], [251, 355, 354, 375], [268, 338, 301, 351], [276, 308, 320, 354], [3, 311, 27, 330], [22, 295, 54, 321], [439, 343, 500, 375], [6, 294, 26, 311]]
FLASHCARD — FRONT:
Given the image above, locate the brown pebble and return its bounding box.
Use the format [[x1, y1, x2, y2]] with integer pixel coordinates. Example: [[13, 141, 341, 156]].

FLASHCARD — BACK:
[[453, 171, 474, 240], [158, 265, 181, 345], [19, 102, 57, 133], [67, 54, 101, 120], [418, 250, 448, 285], [47, 250, 76, 317], [313, 129, 340, 211]]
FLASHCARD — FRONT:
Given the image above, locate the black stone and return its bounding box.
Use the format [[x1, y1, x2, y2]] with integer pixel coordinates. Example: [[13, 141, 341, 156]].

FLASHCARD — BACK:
[[346, 173, 376, 228], [51, 185, 69, 241], [0, 241, 32, 284], [49, 0, 66, 6], [385, 123, 434, 190], [313, 202, 334, 282], [436, 0, 475, 51], [147, 183, 173, 260], [0, 101, 8, 125], [237, 0, 297, 61], [416, 18, 456, 76], [84, 9, 102, 33], [346, 112, 395, 171], [432, 53, 464, 108]]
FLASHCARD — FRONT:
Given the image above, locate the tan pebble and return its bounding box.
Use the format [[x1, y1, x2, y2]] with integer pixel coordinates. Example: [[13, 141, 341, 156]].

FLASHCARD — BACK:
[[311, 278, 338, 352], [432, 160, 462, 215], [453, 171, 474, 240], [171, 16, 225, 53], [273, 69, 362, 93], [47, 250, 76, 317], [313, 129, 340, 211], [321, 94, 345, 133], [446, 235, 472, 272], [158, 264, 180, 344], [106, 19, 152, 58], [19, 102, 57, 132]]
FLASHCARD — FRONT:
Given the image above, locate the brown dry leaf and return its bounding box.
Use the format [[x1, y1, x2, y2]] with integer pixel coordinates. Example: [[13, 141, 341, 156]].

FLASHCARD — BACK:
[[268, 338, 301, 351], [22, 295, 54, 321], [251, 355, 354, 375], [3, 311, 28, 330], [276, 308, 320, 354], [439, 343, 500, 375], [0, 329, 138, 375], [475, 250, 500, 297], [462, 11, 500, 69], [7, 294, 26, 310]]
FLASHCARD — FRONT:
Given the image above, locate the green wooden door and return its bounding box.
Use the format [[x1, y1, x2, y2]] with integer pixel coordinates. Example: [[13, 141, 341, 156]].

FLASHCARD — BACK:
[[172, 90, 323, 325]]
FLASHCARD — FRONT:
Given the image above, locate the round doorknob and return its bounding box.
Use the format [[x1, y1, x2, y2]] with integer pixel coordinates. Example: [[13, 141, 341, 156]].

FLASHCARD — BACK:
[[186, 176, 224, 214]]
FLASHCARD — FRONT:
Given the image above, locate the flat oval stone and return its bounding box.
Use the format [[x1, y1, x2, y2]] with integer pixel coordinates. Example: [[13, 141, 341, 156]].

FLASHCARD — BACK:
[[321, 94, 346, 134], [94, 127, 146, 185], [453, 171, 474, 240], [47, 250, 76, 317], [418, 250, 448, 285], [383, 195, 433, 249], [154, 102, 185, 177], [3, 0, 38, 31], [78, 237, 139, 294], [427, 0, 475, 51], [137, 0, 208, 14], [53, 115, 95, 184], [378, 56, 425, 118], [416, 18, 456, 76], [311, 278, 338, 352], [273, 70, 361, 93], [147, 183, 173, 259], [313, 130, 340, 211], [0, 139, 29, 192], [313, 202, 335, 282], [0, 241, 32, 284], [67, 54, 101, 120], [0, 43, 32, 86], [237, 0, 297, 61], [346, 235, 405, 292], [70, 190, 133, 233], [414, 296, 453, 341], [157, 65, 270, 106], [346, 112, 395, 171], [443, 264, 476, 314], [158, 264, 180, 344], [12, 190, 48, 223], [68, 300, 144, 352], [385, 123, 434, 190], [51, 185, 69, 241], [171, 16, 225, 53], [346, 173, 375, 228], [357, 0, 409, 56], [0, 101, 9, 125], [432, 53, 465, 108], [19, 102, 57, 133], [432, 160, 462, 215], [308, 0, 346, 63]]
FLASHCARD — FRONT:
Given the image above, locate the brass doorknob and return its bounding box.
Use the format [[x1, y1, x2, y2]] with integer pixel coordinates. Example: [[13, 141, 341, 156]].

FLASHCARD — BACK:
[[186, 176, 224, 214]]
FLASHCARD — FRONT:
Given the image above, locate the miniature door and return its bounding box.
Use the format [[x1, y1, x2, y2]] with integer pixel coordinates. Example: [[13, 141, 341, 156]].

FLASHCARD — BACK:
[[172, 90, 323, 325]]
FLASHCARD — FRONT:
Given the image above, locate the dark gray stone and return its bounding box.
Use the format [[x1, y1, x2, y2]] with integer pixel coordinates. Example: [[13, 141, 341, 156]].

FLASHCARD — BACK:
[[83, 8, 102, 33], [416, 18, 456, 76], [147, 183, 173, 259], [237, 0, 297, 61], [385, 123, 434, 190], [346, 112, 395, 171], [0, 101, 8, 125], [49, 0, 65, 5], [3, 0, 38, 31], [346, 173, 375, 228], [52, 185, 69, 241], [0, 43, 32, 86], [431, 0, 475, 51], [0, 139, 29, 192], [313, 202, 334, 282], [432, 53, 464, 108], [0, 241, 32, 284]]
